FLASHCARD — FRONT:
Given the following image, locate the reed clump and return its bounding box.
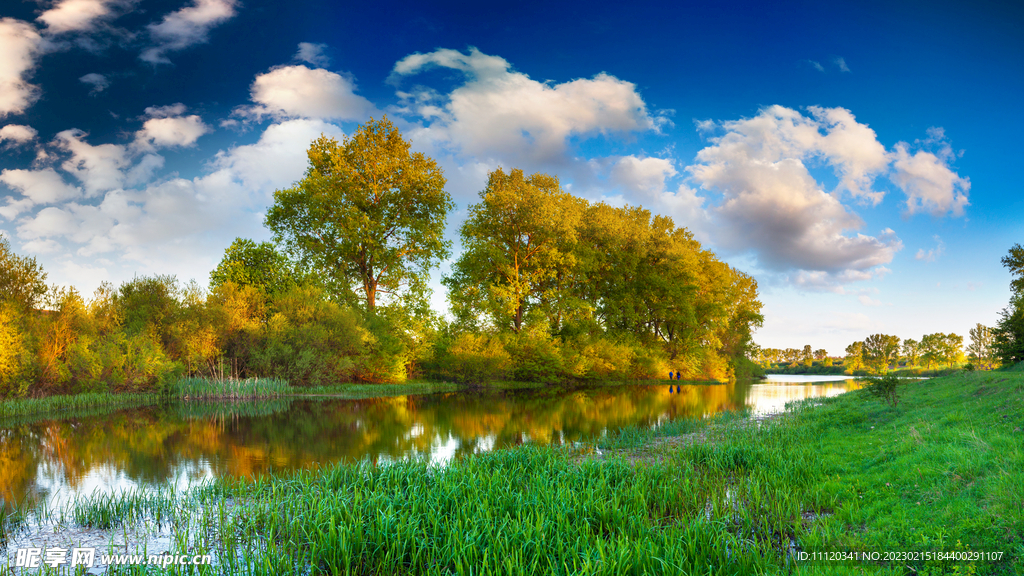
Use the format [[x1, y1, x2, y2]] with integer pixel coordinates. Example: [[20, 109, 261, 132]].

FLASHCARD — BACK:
[[172, 376, 292, 400]]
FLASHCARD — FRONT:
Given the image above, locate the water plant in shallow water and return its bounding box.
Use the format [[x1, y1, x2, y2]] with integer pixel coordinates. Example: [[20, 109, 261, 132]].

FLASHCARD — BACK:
[[172, 376, 292, 400]]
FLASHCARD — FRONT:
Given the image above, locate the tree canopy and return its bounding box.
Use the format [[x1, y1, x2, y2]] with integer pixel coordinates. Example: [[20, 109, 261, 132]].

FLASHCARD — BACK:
[[993, 243, 1024, 365], [0, 233, 48, 310], [266, 116, 453, 312]]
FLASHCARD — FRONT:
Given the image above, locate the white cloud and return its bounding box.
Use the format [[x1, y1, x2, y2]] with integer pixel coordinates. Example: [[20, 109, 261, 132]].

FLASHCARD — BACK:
[[834, 57, 850, 72], [0, 167, 81, 217], [37, 0, 124, 34], [915, 235, 945, 262], [134, 114, 209, 150], [54, 129, 128, 196], [240, 65, 377, 122], [125, 153, 164, 186], [16, 119, 342, 273], [0, 124, 38, 146], [143, 103, 186, 117], [391, 48, 657, 164], [688, 105, 901, 280], [140, 0, 237, 64], [79, 72, 110, 94], [295, 42, 329, 67], [858, 295, 881, 306], [808, 60, 824, 72], [0, 18, 44, 118], [891, 141, 970, 217]]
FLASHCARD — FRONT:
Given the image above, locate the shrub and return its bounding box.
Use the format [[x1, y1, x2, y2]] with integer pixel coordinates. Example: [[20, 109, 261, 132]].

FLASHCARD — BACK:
[[435, 332, 511, 383]]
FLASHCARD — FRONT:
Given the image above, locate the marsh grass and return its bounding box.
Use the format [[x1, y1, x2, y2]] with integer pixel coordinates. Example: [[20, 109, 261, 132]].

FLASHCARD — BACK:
[[172, 377, 292, 400], [0, 392, 162, 422]]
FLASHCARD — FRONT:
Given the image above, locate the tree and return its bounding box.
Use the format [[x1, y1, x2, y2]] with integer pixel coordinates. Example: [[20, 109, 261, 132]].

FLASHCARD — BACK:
[[993, 244, 1024, 366], [0, 233, 48, 310], [266, 117, 453, 312], [941, 333, 964, 367], [813, 349, 828, 361], [863, 334, 901, 372], [444, 168, 585, 332], [967, 323, 994, 368], [802, 344, 813, 367], [920, 333, 944, 369], [210, 238, 300, 299], [902, 338, 920, 367], [844, 341, 864, 372]]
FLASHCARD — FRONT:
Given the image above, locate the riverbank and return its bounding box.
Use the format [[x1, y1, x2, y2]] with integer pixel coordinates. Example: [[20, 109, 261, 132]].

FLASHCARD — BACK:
[[0, 377, 727, 425], [2, 370, 1020, 574]]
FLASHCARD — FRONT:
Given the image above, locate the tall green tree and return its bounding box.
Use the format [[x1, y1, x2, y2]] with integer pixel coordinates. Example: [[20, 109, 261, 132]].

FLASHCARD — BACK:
[[863, 333, 901, 372], [993, 243, 1024, 366], [967, 323, 994, 368], [920, 333, 944, 369], [210, 238, 300, 299], [444, 168, 585, 332], [266, 117, 453, 312], [902, 338, 920, 367], [0, 233, 48, 310], [844, 341, 864, 372]]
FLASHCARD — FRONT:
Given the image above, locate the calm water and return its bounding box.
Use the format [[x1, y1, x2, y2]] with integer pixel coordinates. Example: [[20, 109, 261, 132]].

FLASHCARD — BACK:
[[0, 376, 859, 510]]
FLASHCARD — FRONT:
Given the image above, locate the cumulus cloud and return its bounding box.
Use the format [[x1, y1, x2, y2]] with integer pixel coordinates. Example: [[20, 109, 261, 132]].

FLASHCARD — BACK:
[[79, 72, 110, 94], [140, 0, 237, 64], [54, 129, 129, 196], [295, 42, 329, 67], [687, 105, 903, 285], [915, 235, 945, 262], [238, 65, 377, 122], [0, 124, 38, 146], [0, 167, 81, 219], [36, 0, 125, 33], [15, 119, 341, 272], [391, 48, 658, 164], [891, 140, 970, 217], [133, 103, 209, 150], [0, 18, 44, 118]]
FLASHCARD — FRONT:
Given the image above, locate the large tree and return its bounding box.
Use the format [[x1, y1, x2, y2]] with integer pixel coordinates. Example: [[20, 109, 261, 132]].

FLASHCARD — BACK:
[[444, 168, 585, 332], [863, 333, 901, 372], [993, 243, 1024, 366], [967, 323, 994, 368], [266, 117, 453, 312]]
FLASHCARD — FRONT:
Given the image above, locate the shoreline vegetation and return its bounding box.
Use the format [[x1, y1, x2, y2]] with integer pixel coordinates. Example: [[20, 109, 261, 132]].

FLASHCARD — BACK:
[[2, 368, 1021, 574], [0, 375, 727, 425], [1, 118, 766, 405]]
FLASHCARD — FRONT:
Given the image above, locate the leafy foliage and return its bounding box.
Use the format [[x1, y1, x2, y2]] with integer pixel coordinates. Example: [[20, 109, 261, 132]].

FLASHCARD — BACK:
[[266, 117, 453, 311]]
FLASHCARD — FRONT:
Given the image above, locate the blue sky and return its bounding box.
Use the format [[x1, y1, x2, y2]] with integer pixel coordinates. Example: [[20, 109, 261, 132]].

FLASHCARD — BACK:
[[1, 0, 1021, 354]]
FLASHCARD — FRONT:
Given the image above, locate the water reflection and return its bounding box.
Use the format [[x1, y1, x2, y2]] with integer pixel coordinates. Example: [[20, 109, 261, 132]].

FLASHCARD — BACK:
[[0, 377, 860, 511]]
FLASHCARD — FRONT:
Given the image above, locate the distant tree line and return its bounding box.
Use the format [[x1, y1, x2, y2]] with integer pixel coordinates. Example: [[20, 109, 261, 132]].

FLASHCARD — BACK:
[[0, 118, 765, 398]]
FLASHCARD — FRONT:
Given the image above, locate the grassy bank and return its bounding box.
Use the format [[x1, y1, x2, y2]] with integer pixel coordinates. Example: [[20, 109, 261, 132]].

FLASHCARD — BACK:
[[0, 391, 163, 422], [3, 369, 1020, 574]]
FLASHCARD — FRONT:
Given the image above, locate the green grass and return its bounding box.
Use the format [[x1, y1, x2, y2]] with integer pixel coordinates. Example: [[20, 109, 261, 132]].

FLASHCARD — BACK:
[[172, 376, 293, 399], [0, 391, 162, 422]]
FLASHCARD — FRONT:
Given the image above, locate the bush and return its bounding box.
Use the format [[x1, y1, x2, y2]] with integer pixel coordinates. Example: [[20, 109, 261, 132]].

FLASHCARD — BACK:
[[434, 332, 511, 383], [863, 373, 903, 407]]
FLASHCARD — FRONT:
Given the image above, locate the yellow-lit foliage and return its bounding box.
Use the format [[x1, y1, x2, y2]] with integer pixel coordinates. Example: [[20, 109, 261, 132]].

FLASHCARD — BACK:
[[441, 332, 511, 383], [0, 302, 30, 397]]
